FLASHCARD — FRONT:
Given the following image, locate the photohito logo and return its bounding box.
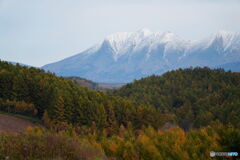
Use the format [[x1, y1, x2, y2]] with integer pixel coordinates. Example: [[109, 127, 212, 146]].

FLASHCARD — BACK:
[[210, 151, 238, 157]]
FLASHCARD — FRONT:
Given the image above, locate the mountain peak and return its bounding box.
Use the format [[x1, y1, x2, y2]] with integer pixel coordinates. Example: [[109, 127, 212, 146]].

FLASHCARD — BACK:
[[103, 32, 133, 56], [216, 29, 233, 35], [105, 32, 132, 43], [136, 28, 153, 36], [206, 30, 240, 50], [105, 28, 153, 43], [160, 31, 182, 42], [103, 29, 154, 55], [101, 29, 187, 59], [215, 30, 234, 39]]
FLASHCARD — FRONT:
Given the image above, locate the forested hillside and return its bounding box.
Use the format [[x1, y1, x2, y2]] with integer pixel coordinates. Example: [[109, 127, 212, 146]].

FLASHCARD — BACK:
[[0, 60, 164, 130], [0, 61, 240, 160], [112, 67, 240, 130]]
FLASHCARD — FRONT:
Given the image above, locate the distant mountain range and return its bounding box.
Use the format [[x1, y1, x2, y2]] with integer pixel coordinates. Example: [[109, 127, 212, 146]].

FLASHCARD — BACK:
[[42, 29, 240, 83]]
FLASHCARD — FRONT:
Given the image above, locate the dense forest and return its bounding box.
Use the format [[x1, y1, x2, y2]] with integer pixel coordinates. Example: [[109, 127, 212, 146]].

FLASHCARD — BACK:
[[112, 67, 240, 130], [0, 60, 240, 160]]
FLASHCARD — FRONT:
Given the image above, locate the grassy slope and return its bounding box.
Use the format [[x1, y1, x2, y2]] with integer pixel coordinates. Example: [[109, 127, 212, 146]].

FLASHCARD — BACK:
[[0, 113, 39, 132]]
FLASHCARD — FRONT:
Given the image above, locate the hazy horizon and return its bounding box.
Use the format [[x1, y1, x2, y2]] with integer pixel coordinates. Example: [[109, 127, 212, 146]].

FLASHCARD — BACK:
[[1, 0, 240, 67]]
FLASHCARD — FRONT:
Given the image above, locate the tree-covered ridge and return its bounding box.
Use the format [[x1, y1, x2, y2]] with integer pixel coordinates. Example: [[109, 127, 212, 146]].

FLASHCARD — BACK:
[[0, 60, 165, 131], [65, 76, 100, 90], [112, 67, 240, 130]]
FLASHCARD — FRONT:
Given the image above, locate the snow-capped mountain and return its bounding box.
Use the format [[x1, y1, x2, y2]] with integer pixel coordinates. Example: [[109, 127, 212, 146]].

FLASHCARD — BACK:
[[42, 29, 240, 83]]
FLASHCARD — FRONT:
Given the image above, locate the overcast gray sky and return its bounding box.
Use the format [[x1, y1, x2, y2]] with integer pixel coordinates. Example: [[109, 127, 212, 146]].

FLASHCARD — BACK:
[[1, 0, 240, 67]]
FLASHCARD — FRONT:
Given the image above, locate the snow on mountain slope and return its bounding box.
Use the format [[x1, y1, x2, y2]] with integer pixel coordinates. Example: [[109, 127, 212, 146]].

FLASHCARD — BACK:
[[178, 30, 240, 69], [42, 29, 240, 83]]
